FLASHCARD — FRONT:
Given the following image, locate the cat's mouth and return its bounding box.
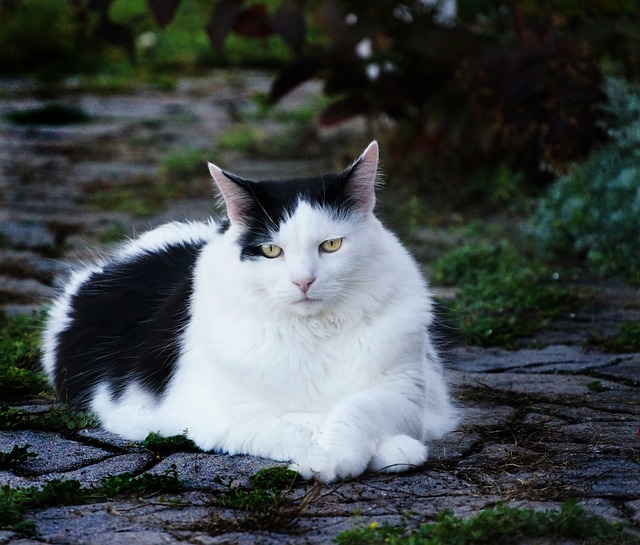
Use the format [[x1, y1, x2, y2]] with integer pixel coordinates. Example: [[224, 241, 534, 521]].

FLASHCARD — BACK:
[[294, 296, 320, 305], [291, 296, 323, 311]]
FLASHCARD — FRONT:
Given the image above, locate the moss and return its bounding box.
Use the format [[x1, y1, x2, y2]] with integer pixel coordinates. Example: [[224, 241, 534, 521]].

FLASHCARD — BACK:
[[587, 322, 640, 354], [335, 500, 637, 545], [215, 466, 307, 532], [0, 444, 36, 470], [100, 467, 184, 497], [0, 405, 98, 433], [218, 467, 301, 513], [0, 479, 84, 534], [0, 468, 183, 534], [431, 240, 574, 347], [141, 431, 201, 454], [0, 312, 50, 400]]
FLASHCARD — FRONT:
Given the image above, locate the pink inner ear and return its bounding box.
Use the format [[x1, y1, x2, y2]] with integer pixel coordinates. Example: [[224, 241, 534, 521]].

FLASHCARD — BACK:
[[347, 140, 379, 214], [208, 162, 252, 225]]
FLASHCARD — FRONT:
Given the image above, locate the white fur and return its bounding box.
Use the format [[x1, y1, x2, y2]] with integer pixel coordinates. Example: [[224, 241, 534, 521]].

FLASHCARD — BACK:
[[77, 202, 457, 482], [44, 143, 458, 482]]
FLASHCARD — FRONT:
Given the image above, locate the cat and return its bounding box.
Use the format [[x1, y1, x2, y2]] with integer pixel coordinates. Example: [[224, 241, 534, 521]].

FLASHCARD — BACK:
[[41, 141, 458, 482]]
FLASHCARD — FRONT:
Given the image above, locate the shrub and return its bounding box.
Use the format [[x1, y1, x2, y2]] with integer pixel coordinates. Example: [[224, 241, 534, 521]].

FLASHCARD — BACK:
[[529, 78, 640, 283]]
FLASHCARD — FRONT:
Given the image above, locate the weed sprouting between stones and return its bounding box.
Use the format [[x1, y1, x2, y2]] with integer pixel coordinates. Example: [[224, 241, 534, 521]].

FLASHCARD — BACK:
[[430, 240, 575, 347], [0, 479, 84, 534], [218, 466, 302, 512], [0, 444, 37, 470], [100, 467, 184, 497], [0, 404, 98, 433], [586, 322, 640, 354], [0, 467, 184, 535], [213, 467, 311, 532], [335, 500, 638, 545], [141, 431, 201, 454]]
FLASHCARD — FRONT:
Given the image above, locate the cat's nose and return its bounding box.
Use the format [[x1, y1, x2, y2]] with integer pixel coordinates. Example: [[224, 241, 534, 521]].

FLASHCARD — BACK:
[[293, 277, 315, 294]]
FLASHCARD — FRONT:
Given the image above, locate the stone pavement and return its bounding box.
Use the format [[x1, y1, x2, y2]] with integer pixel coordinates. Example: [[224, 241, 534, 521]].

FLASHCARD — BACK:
[[0, 75, 639, 544]]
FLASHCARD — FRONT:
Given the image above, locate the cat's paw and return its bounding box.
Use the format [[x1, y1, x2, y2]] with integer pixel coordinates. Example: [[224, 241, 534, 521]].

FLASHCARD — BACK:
[[290, 447, 369, 483], [369, 435, 428, 473]]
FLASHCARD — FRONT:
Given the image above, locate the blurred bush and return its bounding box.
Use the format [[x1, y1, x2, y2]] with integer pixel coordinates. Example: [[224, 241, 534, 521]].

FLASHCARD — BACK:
[[0, 0, 91, 75], [528, 77, 640, 283], [3, 0, 639, 191]]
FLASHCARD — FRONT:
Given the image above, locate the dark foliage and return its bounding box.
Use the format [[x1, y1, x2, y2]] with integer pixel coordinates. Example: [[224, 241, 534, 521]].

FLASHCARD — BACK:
[[134, 0, 615, 182], [6, 0, 638, 183]]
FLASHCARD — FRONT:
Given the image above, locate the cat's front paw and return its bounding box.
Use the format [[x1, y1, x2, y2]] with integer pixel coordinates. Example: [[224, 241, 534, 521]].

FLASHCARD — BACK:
[[290, 447, 370, 483], [369, 434, 428, 473]]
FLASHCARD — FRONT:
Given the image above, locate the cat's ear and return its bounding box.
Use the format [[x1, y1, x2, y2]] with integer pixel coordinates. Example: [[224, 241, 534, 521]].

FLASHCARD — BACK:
[[344, 140, 379, 214], [208, 162, 253, 225]]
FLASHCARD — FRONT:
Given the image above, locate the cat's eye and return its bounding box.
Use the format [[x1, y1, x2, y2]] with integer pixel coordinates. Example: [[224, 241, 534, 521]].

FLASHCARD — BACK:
[[320, 238, 343, 253], [260, 244, 283, 258]]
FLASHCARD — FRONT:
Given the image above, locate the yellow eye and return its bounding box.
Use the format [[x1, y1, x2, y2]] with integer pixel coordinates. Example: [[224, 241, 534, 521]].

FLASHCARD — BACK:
[[260, 244, 283, 258], [320, 238, 343, 253]]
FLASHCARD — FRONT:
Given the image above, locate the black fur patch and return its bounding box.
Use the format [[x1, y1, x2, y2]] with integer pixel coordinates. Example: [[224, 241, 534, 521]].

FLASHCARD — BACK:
[[54, 241, 204, 407], [226, 169, 357, 261]]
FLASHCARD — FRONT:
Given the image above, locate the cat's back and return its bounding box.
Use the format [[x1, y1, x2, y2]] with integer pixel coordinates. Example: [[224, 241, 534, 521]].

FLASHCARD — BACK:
[[42, 220, 218, 406]]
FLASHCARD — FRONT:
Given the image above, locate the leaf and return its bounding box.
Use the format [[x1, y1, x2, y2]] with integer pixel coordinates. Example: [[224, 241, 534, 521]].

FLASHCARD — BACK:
[[317, 95, 370, 127], [87, 0, 116, 12], [207, 0, 244, 54], [147, 0, 181, 28], [271, 0, 306, 51], [233, 4, 272, 37], [269, 57, 322, 102]]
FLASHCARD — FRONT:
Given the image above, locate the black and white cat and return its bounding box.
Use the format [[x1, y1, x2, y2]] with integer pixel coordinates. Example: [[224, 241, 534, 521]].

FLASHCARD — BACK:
[[41, 141, 457, 482]]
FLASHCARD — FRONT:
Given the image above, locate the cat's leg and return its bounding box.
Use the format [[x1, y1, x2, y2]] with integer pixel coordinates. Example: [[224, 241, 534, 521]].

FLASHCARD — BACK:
[[187, 405, 320, 463], [290, 385, 424, 482]]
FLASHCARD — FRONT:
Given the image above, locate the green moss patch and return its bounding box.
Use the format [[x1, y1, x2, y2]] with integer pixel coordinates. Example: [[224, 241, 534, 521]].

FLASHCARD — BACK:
[[587, 322, 640, 354], [141, 431, 201, 454], [0, 312, 50, 400], [0, 405, 97, 434], [0, 468, 184, 535], [336, 500, 637, 545], [431, 240, 574, 347]]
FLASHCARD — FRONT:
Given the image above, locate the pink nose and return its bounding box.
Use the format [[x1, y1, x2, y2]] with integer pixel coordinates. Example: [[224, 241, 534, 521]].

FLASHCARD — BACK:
[[293, 277, 315, 294]]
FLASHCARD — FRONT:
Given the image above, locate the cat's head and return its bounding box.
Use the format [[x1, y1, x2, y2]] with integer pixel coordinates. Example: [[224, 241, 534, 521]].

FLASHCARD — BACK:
[[208, 141, 382, 317]]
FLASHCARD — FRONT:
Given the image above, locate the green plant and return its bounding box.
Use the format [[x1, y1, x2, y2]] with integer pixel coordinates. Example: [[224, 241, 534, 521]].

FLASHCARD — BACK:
[[431, 240, 572, 347], [0, 0, 104, 76], [335, 500, 636, 545], [0, 479, 84, 534], [0, 469, 184, 534], [0, 312, 50, 400], [0, 445, 37, 470], [587, 322, 640, 354], [84, 177, 190, 218], [141, 432, 200, 454], [160, 148, 210, 182], [100, 468, 183, 497], [218, 467, 300, 512], [0, 405, 97, 433], [529, 77, 640, 283]]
